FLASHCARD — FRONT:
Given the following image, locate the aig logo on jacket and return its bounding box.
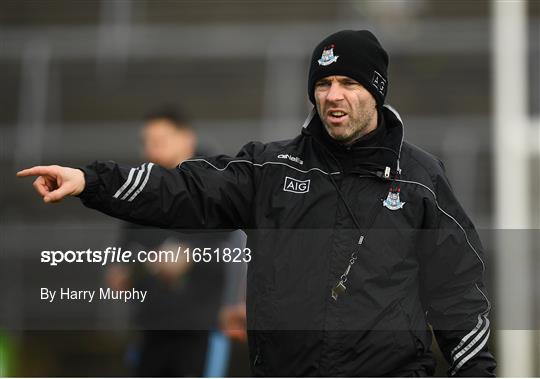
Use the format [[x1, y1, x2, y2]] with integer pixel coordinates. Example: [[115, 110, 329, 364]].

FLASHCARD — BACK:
[[283, 176, 310, 194]]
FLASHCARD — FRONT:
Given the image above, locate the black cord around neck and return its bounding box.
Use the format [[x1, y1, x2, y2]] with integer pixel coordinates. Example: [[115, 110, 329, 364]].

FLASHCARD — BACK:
[[312, 136, 363, 231]]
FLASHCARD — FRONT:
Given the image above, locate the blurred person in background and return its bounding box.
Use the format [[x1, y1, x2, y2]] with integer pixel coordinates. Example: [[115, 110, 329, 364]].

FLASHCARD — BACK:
[[218, 265, 251, 377], [17, 30, 496, 376], [105, 106, 227, 377], [140, 107, 197, 170]]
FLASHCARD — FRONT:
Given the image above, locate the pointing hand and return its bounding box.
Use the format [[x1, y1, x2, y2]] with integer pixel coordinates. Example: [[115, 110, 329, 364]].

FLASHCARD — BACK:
[[17, 165, 86, 203]]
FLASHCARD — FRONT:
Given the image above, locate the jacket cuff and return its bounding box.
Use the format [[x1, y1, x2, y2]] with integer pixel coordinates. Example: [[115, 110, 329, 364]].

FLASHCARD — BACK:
[[450, 351, 497, 377], [76, 166, 99, 200]]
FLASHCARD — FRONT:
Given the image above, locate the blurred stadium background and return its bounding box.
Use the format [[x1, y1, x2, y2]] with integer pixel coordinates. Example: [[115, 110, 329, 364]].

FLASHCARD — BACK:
[[0, 0, 538, 377]]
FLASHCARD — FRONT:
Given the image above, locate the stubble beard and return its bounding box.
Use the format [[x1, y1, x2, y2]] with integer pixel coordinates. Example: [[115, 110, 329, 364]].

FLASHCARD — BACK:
[[322, 107, 375, 145]]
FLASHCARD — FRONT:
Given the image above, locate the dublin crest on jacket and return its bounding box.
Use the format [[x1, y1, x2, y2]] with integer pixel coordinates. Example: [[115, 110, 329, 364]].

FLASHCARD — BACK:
[[382, 189, 405, 210]]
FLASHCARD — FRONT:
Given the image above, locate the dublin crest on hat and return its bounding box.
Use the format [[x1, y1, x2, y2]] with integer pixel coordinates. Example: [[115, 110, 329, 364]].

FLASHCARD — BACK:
[[318, 45, 339, 66]]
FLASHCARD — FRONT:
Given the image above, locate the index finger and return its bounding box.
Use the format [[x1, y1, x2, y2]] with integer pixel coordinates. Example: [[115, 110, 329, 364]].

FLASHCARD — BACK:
[[16, 166, 57, 178]]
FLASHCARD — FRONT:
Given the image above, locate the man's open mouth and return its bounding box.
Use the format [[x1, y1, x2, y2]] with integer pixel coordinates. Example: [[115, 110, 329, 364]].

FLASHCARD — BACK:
[[327, 110, 348, 122]]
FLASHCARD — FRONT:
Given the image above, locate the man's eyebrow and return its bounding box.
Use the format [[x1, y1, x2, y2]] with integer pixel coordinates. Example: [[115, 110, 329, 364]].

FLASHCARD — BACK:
[[339, 77, 359, 84], [315, 78, 331, 85]]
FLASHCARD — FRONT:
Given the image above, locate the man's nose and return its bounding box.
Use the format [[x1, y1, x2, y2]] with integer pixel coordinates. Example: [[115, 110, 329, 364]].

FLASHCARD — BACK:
[[326, 82, 344, 102]]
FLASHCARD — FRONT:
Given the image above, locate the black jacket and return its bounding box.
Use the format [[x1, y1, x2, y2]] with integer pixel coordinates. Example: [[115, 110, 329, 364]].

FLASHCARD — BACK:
[[79, 105, 496, 376]]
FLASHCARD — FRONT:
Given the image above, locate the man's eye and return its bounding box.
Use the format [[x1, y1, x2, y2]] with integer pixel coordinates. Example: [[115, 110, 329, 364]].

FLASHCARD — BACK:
[[315, 81, 330, 87]]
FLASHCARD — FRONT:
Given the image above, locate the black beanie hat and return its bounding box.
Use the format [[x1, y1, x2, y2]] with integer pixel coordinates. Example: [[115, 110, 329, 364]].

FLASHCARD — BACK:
[[308, 30, 389, 107]]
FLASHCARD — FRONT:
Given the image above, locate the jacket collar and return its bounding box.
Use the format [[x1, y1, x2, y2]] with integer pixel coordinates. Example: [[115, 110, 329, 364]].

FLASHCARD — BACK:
[[301, 105, 404, 176]]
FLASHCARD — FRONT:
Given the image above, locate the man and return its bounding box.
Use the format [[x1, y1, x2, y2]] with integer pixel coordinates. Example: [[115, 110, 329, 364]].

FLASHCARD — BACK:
[[18, 30, 496, 376], [105, 106, 226, 377]]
